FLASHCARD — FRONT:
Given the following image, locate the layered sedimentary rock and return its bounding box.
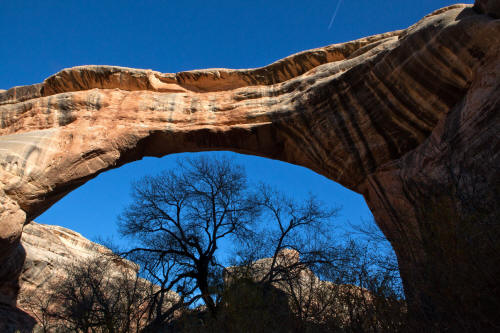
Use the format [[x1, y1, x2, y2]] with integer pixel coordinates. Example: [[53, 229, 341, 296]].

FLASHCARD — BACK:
[[0, 222, 139, 331], [0, 1, 499, 330], [17, 222, 149, 332], [18, 221, 136, 299]]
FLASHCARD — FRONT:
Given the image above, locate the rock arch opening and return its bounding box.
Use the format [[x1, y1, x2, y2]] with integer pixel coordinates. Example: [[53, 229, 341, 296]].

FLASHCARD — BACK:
[[35, 150, 380, 259]]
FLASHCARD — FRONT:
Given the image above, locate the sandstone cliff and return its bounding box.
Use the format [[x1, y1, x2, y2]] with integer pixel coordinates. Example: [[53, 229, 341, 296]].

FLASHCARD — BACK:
[[18, 221, 135, 301], [1, 1, 499, 330], [4, 222, 139, 331]]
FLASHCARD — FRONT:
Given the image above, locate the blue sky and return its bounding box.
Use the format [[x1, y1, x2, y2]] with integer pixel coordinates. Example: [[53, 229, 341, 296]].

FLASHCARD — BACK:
[[0, 0, 473, 249]]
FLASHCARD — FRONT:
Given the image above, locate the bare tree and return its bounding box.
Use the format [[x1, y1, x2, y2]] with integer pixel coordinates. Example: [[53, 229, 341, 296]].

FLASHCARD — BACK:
[[118, 156, 260, 330], [118, 156, 409, 332], [22, 254, 160, 333], [229, 184, 339, 282], [223, 185, 345, 331], [20, 291, 57, 333], [224, 185, 408, 332]]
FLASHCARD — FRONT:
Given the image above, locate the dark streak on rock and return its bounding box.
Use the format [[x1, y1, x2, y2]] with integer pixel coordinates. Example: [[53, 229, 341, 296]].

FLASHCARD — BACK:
[[57, 95, 76, 127], [336, 83, 377, 172]]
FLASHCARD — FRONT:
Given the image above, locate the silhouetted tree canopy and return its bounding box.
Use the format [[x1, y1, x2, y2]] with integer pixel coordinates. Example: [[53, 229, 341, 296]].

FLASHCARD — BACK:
[[118, 156, 260, 329], [24, 156, 408, 332]]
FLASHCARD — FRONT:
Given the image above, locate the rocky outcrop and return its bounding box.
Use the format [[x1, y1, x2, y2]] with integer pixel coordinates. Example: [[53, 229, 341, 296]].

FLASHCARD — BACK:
[[18, 221, 136, 301], [0, 222, 137, 331], [0, 1, 499, 330], [224, 249, 376, 325], [3, 222, 146, 332]]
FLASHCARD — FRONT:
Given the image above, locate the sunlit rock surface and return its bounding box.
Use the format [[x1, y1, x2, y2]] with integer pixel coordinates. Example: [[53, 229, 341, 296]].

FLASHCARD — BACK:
[[0, 1, 499, 330], [18, 221, 134, 297], [7, 222, 145, 332]]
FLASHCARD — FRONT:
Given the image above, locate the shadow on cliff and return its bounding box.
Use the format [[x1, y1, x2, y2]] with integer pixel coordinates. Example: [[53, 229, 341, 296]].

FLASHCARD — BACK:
[[399, 153, 500, 331], [0, 242, 36, 333]]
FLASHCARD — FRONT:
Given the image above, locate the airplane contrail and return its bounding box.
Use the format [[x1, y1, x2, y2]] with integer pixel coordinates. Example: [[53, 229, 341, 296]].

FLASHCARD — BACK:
[[328, 0, 344, 30]]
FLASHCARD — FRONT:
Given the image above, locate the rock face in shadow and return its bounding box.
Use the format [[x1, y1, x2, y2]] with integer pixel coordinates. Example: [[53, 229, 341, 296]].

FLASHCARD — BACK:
[[0, 1, 499, 329], [475, 0, 500, 17], [0, 221, 125, 332]]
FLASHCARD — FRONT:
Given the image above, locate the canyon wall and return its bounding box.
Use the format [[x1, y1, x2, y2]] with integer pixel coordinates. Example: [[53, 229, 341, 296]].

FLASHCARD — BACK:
[[0, 2, 498, 329], [1, 222, 139, 332]]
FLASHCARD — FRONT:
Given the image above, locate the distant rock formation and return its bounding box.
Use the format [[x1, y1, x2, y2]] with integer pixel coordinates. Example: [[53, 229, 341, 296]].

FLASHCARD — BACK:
[[0, 222, 140, 331], [0, 1, 499, 329], [18, 221, 136, 304], [224, 249, 376, 326], [16, 227, 374, 331]]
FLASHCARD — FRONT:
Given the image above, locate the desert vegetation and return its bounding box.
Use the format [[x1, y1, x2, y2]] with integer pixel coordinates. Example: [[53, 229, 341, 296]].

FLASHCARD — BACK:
[[26, 154, 500, 332], [24, 157, 412, 332], [21, 255, 167, 333]]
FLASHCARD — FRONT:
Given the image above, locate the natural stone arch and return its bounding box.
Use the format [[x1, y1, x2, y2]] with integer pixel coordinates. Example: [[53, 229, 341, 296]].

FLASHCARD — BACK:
[[0, 2, 499, 329]]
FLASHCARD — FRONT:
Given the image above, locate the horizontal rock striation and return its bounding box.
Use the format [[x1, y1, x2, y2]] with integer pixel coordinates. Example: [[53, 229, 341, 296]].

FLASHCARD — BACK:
[[18, 221, 136, 295], [0, 1, 499, 330], [0, 221, 140, 332]]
